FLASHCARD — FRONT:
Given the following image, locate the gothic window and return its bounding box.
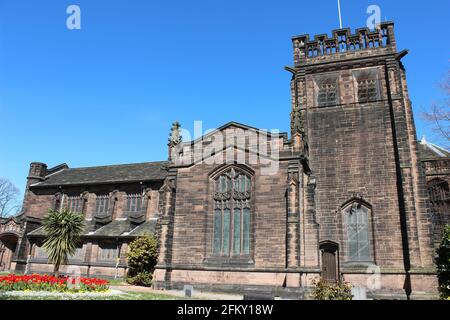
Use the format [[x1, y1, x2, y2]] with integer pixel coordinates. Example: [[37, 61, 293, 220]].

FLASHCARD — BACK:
[[316, 77, 339, 107], [34, 245, 48, 259], [346, 203, 370, 262], [95, 195, 109, 215], [357, 78, 378, 102], [125, 193, 143, 213], [69, 245, 85, 261], [97, 241, 117, 261], [428, 179, 449, 203], [67, 196, 82, 213], [213, 168, 251, 256]]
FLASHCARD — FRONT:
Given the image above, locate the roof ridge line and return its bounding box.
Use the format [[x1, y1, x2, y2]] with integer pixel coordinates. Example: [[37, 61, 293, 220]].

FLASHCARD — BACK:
[[427, 142, 450, 154], [61, 160, 169, 171]]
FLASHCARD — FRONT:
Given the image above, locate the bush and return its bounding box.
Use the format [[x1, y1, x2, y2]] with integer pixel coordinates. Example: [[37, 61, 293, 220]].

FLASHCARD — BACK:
[[312, 279, 353, 300], [126, 234, 158, 287], [436, 224, 450, 300], [127, 271, 153, 287]]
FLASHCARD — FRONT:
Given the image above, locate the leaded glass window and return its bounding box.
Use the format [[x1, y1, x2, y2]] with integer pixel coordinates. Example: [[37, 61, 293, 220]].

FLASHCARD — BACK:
[[428, 179, 449, 203], [126, 193, 143, 213], [67, 196, 83, 213], [318, 81, 338, 107], [213, 168, 251, 256], [34, 245, 48, 259], [347, 204, 370, 261], [69, 245, 85, 261], [97, 242, 117, 261], [95, 195, 109, 215], [358, 78, 378, 102]]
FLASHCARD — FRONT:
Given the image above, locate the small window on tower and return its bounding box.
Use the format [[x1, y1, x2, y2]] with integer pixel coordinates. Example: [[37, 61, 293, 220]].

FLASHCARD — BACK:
[[354, 69, 380, 103], [358, 78, 378, 102], [315, 76, 339, 107]]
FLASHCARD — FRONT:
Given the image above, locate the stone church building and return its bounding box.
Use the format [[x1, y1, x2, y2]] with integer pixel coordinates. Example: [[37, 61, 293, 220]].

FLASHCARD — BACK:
[[1, 22, 449, 299]]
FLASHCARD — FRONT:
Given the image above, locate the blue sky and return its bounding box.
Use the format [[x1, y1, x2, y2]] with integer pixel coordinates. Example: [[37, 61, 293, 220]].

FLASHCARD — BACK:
[[0, 0, 449, 203]]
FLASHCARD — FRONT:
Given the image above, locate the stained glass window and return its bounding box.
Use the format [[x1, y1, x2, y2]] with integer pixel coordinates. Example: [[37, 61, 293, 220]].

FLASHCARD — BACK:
[[347, 204, 370, 261], [212, 168, 251, 256]]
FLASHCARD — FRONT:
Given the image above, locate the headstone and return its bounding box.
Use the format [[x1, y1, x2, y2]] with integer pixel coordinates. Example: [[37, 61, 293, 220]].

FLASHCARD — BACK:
[[184, 285, 194, 298], [351, 286, 367, 300]]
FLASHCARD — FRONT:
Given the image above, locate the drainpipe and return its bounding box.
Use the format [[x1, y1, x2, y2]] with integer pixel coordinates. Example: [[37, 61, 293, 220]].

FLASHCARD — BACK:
[[115, 238, 121, 279], [60, 187, 65, 211]]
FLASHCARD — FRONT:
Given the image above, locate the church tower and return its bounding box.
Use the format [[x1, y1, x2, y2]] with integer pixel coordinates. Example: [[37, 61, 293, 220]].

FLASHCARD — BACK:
[[287, 22, 436, 297]]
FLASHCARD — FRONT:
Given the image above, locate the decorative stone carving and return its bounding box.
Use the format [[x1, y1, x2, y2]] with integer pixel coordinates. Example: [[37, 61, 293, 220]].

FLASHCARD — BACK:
[[168, 121, 182, 146], [0, 219, 21, 236]]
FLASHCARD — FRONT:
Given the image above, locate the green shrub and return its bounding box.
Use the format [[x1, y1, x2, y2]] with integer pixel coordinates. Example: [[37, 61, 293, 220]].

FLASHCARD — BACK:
[[126, 234, 158, 287], [312, 279, 353, 300], [127, 271, 153, 287], [436, 225, 450, 300]]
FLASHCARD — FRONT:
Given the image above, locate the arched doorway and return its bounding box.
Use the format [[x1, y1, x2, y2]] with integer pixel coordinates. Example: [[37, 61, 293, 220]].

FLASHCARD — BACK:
[[0, 233, 19, 271], [320, 241, 339, 283]]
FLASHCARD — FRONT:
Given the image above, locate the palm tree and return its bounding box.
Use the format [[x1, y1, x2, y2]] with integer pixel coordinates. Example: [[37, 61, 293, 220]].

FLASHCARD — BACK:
[[42, 208, 85, 277]]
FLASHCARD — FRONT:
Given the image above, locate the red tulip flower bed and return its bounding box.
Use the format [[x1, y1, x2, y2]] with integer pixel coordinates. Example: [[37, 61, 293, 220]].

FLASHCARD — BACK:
[[0, 274, 109, 293]]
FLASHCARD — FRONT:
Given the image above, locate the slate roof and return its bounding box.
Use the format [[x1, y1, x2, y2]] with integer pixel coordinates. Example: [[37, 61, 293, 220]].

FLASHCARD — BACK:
[[94, 220, 131, 237], [31, 161, 170, 187], [418, 137, 450, 160], [28, 220, 93, 237], [27, 219, 158, 238], [128, 220, 158, 236]]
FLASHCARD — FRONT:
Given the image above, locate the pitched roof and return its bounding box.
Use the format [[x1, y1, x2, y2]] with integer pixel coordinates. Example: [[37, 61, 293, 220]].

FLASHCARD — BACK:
[[127, 219, 157, 236], [31, 161, 170, 188], [27, 219, 157, 238], [419, 137, 450, 160]]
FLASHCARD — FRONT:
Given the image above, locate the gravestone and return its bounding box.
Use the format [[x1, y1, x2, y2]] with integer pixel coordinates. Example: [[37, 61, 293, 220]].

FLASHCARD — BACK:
[[184, 285, 194, 298], [351, 286, 367, 300]]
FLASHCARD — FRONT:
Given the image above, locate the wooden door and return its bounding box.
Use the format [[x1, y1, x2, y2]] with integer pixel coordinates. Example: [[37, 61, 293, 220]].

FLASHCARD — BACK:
[[322, 249, 337, 283]]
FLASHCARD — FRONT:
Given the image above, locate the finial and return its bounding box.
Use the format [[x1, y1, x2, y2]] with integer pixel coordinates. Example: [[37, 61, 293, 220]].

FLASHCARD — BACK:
[[168, 121, 182, 146], [420, 135, 427, 145]]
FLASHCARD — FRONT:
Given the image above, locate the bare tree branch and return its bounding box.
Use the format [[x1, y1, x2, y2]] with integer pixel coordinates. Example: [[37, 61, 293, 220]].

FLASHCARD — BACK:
[[0, 178, 20, 218], [422, 70, 450, 148]]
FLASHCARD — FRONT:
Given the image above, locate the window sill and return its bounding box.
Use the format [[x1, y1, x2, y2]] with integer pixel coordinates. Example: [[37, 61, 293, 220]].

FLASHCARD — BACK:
[[203, 256, 254, 268], [342, 261, 377, 271]]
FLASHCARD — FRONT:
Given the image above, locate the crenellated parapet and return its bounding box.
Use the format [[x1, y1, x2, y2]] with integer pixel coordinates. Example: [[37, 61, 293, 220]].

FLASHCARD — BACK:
[[292, 22, 396, 66]]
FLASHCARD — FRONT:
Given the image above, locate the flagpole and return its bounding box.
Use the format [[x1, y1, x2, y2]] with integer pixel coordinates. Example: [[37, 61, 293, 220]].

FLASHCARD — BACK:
[[337, 0, 343, 29]]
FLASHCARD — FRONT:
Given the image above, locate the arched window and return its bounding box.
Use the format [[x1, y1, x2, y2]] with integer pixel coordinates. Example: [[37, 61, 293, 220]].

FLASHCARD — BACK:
[[346, 202, 370, 262], [213, 168, 251, 256], [428, 179, 449, 203]]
